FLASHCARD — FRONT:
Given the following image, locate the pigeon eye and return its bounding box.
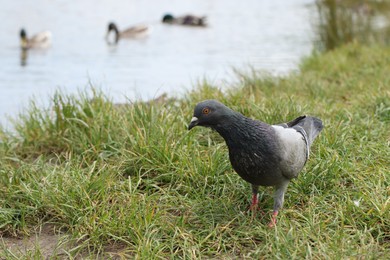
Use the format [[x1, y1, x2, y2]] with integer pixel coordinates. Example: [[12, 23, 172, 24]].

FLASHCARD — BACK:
[[202, 108, 210, 114]]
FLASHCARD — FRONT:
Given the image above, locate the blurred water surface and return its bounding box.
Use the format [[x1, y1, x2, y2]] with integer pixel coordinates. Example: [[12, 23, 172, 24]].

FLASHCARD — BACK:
[[0, 0, 315, 129]]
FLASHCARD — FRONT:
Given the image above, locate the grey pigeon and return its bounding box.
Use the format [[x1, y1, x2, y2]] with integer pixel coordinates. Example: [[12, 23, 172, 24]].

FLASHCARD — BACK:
[[188, 100, 323, 227]]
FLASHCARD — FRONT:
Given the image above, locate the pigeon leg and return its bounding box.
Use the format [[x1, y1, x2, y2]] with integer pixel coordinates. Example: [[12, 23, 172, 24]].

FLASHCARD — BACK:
[[247, 185, 265, 219], [249, 185, 259, 211], [268, 181, 289, 227]]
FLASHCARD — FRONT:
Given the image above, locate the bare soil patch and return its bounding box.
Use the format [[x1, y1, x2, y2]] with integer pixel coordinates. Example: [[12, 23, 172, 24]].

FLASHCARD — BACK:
[[1, 223, 68, 259]]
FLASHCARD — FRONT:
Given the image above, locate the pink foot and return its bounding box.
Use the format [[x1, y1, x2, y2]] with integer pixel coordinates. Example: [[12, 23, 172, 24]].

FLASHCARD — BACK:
[[268, 211, 278, 228], [247, 193, 258, 212], [248, 202, 258, 212]]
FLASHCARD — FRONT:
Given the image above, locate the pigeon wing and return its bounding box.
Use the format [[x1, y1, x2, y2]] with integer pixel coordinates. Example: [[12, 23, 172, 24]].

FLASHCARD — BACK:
[[272, 115, 323, 179], [271, 125, 307, 179]]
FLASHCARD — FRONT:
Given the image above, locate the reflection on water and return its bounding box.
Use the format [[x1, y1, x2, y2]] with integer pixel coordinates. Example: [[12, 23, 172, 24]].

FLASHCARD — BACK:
[[20, 49, 28, 66], [0, 0, 316, 129], [315, 0, 390, 51]]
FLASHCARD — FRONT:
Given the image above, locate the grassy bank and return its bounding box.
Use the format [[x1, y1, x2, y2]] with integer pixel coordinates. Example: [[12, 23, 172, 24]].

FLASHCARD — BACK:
[[0, 43, 389, 259]]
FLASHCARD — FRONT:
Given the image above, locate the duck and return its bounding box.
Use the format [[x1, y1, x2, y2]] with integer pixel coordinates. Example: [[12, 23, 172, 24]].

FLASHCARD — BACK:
[[20, 28, 52, 50], [105, 22, 150, 44], [162, 14, 207, 27]]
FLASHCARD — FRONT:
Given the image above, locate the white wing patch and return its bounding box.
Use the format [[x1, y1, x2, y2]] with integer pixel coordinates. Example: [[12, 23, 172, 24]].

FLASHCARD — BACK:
[[271, 125, 308, 177]]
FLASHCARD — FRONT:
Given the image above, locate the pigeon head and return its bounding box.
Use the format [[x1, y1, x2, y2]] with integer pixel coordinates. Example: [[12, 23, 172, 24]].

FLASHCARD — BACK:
[[188, 100, 236, 130]]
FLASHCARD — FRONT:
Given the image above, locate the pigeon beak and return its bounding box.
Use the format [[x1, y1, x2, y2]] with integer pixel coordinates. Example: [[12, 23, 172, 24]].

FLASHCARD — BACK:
[[188, 117, 199, 130]]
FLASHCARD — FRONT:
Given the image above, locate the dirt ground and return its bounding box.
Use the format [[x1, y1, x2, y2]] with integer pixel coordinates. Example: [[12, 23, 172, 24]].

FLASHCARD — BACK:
[[1, 223, 68, 259], [1, 224, 129, 259]]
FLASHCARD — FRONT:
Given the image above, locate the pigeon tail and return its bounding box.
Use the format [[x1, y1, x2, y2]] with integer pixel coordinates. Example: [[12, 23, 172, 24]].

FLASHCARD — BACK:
[[280, 115, 323, 147], [276, 115, 323, 166], [292, 116, 323, 147]]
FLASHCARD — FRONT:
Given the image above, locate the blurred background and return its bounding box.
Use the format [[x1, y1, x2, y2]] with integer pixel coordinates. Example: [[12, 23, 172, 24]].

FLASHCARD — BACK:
[[0, 0, 389, 129]]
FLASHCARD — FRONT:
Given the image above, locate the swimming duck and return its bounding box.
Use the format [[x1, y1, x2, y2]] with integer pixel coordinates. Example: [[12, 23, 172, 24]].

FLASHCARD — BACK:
[[20, 28, 52, 50], [106, 22, 150, 44], [162, 14, 207, 27]]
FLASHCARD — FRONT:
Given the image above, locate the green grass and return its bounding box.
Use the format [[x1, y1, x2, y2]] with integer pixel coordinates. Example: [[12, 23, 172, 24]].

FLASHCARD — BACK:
[[0, 43, 389, 259]]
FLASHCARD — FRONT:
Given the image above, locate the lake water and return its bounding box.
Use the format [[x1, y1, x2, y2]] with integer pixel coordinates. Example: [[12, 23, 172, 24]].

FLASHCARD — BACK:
[[0, 0, 316, 129]]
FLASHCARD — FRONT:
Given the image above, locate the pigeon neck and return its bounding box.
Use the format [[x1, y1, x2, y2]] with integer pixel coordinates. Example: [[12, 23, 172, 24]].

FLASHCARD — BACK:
[[213, 113, 270, 150], [213, 113, 247, 144]]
